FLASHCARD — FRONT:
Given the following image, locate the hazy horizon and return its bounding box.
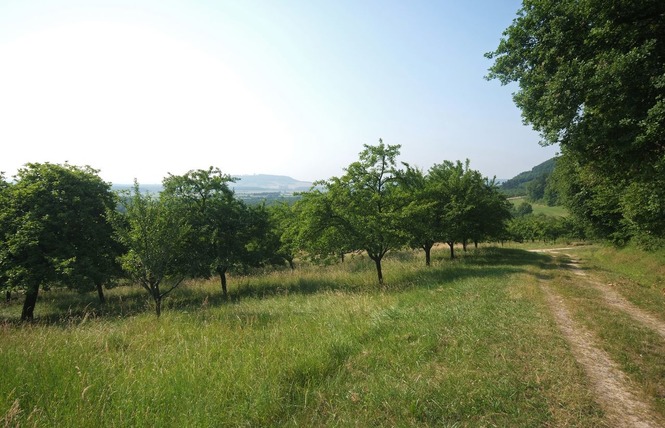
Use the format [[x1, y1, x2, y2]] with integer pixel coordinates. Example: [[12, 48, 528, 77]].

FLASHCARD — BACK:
[[0, 1, 559, 184]]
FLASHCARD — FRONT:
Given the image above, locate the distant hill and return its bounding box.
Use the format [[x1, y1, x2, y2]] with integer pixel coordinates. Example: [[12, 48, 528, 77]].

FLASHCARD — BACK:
[[111, 174, 313, 195], [111, 183, 163, 194], [500, 158, 556, 197], [231, 174, 313, 193]]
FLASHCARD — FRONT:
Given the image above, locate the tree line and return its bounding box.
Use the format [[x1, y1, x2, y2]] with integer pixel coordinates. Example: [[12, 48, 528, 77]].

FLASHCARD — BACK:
[[1, 141, 515, 320], [487, 0, 665, 247]]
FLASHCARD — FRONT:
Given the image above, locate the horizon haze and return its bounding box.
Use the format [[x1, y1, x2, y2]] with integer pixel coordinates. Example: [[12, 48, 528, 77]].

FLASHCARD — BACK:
[[0, 1, 559, 184]]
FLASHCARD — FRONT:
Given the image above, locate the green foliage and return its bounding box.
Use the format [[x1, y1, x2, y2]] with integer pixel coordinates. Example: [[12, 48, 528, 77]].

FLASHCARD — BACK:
[[312, 140, 408, 283], [526, 173, 546, 201], [294, 189, 357, 264], [426, 160, 511, 256], [0, 163, 120, 320], [111, 182, 191, 316], [396, 164, 439, 265], [162, 167, 238, 297], [513, 201, 533, 217], [160, 167, 281, 300], [268, 202, 300, 269], [294, 151, 511, 272], [507, 214, 584, 243], [487, 0, 665, 244], [241, 202, 286, 270], [500, 158, 557, 197]]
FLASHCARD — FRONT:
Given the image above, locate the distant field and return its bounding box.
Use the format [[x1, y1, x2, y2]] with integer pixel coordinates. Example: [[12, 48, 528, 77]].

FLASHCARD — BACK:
[[2, 245, 664, 426], [510, 196, 569, 217]]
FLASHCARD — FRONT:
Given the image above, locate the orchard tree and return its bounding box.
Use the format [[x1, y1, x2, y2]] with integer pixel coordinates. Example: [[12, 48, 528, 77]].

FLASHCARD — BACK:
[[289, 189, 355, 264], [161, 167, 273, 300], [112, 183, 191, 316], [162, 167, 241, 300], [314, 140, 407, 284], [487, 0, 665, 243], [427, 160, 472, 259], [398, 164, 443, 266], [464, 175, 512, 248], [268, 202, 299, 269], [0, 174, 11, 302], [243, 203, 287, 269], [420, 160, 509, 259], [0, 163, 120, 320]]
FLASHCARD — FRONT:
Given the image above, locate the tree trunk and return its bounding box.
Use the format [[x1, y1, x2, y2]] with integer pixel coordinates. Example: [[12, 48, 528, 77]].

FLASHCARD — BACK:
[[21, 284, 40, 321], [218, 267, 228, 301], [153, 285, 162, 317], [462, 239, 468, 252], [447, 242, 455, 260], [96, 282, 106, 304], [287, 257, 295, 270], [372, 256, 384, 285], [474, 241, 479, 249], [339, 252, 345, 263], [5, 290, 10, 303], [423, 243, 433, 267]]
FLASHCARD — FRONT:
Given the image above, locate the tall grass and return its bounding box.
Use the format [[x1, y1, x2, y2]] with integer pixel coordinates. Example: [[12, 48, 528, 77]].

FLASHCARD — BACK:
[[1, 247, 603, 426]]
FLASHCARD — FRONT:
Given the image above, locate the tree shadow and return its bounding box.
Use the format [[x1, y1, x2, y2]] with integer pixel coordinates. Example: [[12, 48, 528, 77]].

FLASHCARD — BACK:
[[1, 247, 560, 326]]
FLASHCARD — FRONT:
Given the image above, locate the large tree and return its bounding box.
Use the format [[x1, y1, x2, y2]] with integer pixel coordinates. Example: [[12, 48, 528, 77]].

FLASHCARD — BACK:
[[161, 167, 269, 300], [287, 189, 355, 265], [314, 140, 407, 284], [427, 160, 475, 259], [398, 164, 444, 266], [460, 172, 512, 249], [0, 174, 11, 303], [487, 0, 665, 243], [0, 163, 120, 320]]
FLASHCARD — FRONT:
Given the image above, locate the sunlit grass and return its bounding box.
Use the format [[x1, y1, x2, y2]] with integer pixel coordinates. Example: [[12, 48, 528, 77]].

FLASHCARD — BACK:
[[1, 247, 603, 426], [567, 244, 665, 319]]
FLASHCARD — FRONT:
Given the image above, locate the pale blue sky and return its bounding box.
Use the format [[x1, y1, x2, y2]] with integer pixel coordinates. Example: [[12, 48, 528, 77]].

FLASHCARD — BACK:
[[0, 0, 558, 184]]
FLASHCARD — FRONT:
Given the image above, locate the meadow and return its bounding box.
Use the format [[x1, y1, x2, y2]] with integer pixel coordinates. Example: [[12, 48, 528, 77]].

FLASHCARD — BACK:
[[509, 196, 570, 217], [2, 244, 664, 427]]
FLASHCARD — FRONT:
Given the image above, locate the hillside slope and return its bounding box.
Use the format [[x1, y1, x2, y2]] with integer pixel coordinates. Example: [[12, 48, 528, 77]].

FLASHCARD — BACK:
[[500, 158, 556, 196]]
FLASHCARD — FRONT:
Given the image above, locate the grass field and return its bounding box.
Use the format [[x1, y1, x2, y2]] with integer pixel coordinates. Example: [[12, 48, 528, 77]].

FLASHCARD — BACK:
[[509, 196, 569, 217], [2, 245, 664, 426]]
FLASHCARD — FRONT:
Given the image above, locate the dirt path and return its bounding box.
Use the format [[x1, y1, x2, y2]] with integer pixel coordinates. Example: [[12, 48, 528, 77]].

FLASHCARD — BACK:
[[540, 284, 661, 428], [532, 249, 664, 427], [563, 256, 665, 340]]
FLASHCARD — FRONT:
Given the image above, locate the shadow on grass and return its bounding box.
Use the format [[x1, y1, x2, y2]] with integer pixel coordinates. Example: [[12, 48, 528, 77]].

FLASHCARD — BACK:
[[1, 247, 558, 326]]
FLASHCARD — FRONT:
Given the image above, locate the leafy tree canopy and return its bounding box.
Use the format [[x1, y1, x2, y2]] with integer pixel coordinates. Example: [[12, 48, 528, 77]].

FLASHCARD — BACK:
[[161, 167, 280, 299], [487, 0, 665, 242], [0, 163, 119, 320], [112, 182, 191, 316], [314, 140, 407, 283]]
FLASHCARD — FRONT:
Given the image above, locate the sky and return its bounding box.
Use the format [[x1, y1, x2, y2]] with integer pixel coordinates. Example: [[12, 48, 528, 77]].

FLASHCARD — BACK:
[[0, 0, 559, 184]]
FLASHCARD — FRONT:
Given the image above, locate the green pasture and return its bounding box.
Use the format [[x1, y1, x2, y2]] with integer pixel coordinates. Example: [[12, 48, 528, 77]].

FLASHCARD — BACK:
[[2, 245, 664, 426], [510, 197, 569, 217]]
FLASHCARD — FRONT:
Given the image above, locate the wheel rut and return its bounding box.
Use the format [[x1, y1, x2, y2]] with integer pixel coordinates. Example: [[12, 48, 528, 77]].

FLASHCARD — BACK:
[[532, 249, 665, 428], [562, 256, 665, 340]]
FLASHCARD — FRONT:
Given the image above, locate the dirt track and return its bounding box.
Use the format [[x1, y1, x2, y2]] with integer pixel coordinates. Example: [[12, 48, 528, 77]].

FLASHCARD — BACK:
[[533, 249, 664, 428]]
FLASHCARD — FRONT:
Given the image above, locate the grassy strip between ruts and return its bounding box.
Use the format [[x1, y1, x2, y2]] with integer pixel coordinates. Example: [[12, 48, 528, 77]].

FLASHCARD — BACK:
[[2, 247, 603, 426], [565, 244, 665, 316]]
